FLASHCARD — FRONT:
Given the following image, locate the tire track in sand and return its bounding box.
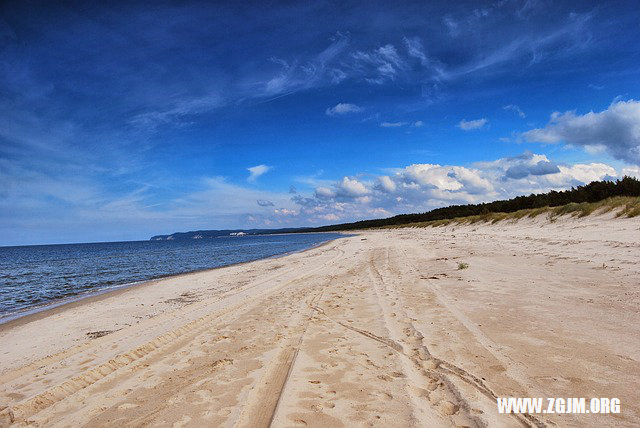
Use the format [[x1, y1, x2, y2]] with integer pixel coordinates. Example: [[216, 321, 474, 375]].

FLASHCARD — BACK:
[[0, 246, 346, 427], [234, 275, 333, 428], [309, 245, 543, 427], [309, 245, 481, 426], [365, 247, 481, 427], [385, 244, 546, 428], [0, 254, 309, 386]]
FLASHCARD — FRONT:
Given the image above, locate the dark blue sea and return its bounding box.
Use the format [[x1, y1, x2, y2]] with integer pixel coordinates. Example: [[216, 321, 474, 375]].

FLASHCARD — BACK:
[[0, 233, 343, 322]]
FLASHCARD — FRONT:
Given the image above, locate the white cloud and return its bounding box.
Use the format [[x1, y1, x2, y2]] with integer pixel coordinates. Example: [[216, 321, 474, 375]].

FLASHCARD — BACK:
[[82, 152, 626, 236], [521, 99, 640, 164], [320, 213, 339, 221], [438, 12, 592, 81], [256, 33, 350, 97], [352, 43, 408, 84], [377, 176, 397, 192], [380, 121, 408, 128], [247, 12, 592, 99], [503, 104, 526, 118], [315, 186, 336, 199], [247, 164, 272, 182], [128, 94, 224, 131], [274, 208, 297, 216], [556, 163, 617, 184], [401, 164, 467, 191], [325, 103, 362, 116], [303, 152, 626, 223], [403, 37, 428, 65], [458, 118, 488, 130], [166, 153, 627, 231], [337, 177, 369, 197], [443, 16, 460, 36], [379, 120, 423, 128], [376, 44, 404, 69], [489, 152, 561, 179], [622, 166, 640, 178]]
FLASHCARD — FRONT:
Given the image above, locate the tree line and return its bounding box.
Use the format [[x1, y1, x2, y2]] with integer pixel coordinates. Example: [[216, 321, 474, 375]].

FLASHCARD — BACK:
[[302, 176, 640, 231]]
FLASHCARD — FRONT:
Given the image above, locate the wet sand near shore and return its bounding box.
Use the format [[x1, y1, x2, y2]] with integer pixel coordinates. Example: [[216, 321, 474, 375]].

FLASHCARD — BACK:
[[1, 213, 639, 427]]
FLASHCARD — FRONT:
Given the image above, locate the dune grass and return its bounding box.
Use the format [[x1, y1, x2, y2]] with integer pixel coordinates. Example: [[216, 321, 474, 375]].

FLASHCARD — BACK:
[[383, 196, 640, 229]]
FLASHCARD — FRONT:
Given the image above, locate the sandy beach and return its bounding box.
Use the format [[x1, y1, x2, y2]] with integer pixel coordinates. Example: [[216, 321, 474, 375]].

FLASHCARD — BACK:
[[1, 213, 639, 427]]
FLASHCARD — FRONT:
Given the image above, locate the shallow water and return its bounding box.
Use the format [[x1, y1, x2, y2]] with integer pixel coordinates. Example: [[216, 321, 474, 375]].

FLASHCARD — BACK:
[[0, 233, 342, 320]]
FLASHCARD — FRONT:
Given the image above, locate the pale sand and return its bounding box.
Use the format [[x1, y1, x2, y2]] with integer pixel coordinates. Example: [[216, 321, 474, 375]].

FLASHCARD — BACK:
[[1, 213, 639, 427]]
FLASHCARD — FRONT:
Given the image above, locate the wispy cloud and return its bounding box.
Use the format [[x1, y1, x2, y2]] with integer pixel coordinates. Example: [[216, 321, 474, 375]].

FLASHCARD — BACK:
[[433, 11, 593, 83], [380, 120, 423, 128], [129, 95, 224, 130], [503, 104, 526, 118], [403, 37, 428, 65], [251, 32, 351, 98], [247, 165, 272, 182], [380, 121, 408, 128], [351, 43, 408, 84], [325, 102, 362, 116], [442, 15, 459, 37], [458, 118, 488, 130]]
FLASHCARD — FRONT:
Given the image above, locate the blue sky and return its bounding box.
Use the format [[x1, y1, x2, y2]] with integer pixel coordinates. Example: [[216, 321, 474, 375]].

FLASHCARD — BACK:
[[2, 0, 640, 245]]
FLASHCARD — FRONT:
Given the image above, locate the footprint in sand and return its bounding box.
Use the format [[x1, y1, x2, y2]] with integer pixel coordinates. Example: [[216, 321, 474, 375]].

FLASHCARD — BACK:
[[440, 400, 460, 416], [117, 403, 139, 410], [415, 348, 429, 361]]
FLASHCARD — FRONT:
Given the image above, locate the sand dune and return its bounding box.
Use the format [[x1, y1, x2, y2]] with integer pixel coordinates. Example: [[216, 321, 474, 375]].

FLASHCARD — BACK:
[[1, 213, 639, 427]]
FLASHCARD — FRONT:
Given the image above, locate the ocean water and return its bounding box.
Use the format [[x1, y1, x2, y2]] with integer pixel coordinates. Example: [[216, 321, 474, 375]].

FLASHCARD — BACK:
[[0, 233, 343, 321]]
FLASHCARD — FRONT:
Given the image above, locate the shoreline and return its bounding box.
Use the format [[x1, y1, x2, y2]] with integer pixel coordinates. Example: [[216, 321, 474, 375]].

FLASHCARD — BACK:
[[0, 234, 346, 331]]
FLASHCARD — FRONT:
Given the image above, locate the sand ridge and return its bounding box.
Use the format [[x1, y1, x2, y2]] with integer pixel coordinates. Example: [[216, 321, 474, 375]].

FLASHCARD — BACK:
[[1, 213, 639, 427]]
